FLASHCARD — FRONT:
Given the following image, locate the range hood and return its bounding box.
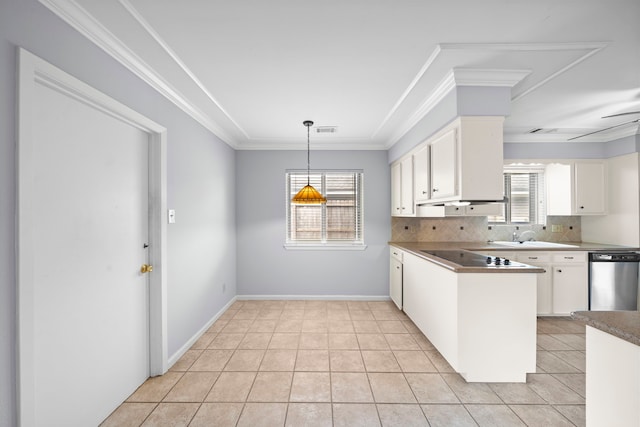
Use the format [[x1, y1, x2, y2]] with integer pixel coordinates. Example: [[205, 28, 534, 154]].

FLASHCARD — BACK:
[[416, 199, 506, 217]]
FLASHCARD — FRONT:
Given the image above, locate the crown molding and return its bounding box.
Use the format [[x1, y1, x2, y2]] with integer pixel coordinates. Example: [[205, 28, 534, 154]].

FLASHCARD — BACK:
[[118, 0, 249, 140], [452, 68, 532, 87], [38, 0, 240, 148], [384, 68, 529, 148]]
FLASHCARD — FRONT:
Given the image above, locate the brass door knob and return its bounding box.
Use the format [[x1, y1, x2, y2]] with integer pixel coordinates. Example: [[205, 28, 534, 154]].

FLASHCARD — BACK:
[[140, 264, 153, 273]]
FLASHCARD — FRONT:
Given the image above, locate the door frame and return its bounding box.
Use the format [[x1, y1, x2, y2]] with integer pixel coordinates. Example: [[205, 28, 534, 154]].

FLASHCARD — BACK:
[[17, 48, 168, 426]]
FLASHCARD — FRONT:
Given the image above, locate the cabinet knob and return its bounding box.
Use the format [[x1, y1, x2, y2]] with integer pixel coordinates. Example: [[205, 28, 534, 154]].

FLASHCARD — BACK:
[[396, 266, 400, 270], [580, 206, 584, 209], [557, 269, 562, 273], [422, 191, 428, 194], [432, 188, 438, 192]]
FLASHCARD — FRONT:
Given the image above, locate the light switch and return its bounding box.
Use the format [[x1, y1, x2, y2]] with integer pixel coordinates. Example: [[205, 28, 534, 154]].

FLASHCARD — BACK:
[[168, 209, 176, 224]]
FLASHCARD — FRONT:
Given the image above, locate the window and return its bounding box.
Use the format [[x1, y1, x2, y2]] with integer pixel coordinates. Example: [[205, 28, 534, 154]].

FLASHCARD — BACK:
[[285, 170, 364, 248], [489, 169, 546, 225]]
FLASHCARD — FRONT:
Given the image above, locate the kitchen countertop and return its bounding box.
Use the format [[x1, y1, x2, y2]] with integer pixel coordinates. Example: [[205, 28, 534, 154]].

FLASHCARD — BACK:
[[389, 241, 637, 274], [571, 311, 640, 347]]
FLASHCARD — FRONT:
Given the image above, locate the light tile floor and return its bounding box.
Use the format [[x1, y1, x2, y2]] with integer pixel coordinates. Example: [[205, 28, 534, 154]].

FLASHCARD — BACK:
[[101, 300, 586, 426]]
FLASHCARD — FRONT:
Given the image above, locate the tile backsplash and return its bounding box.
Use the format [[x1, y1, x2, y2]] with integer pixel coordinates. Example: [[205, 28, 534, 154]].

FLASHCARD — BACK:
[[391, 216, 581, 243]]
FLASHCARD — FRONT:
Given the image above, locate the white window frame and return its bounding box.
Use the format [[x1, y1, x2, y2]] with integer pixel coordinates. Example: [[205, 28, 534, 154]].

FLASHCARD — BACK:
[[285, 169, 366, 250]]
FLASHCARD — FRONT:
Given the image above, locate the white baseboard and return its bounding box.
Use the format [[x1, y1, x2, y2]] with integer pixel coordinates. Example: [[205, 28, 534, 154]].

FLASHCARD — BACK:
[[236, 295, 391, 301], [167, 296, 238, 368]]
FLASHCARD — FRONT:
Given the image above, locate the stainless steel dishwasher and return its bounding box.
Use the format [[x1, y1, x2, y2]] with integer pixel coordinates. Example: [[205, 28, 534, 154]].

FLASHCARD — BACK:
[[589, 252, 640, 310]]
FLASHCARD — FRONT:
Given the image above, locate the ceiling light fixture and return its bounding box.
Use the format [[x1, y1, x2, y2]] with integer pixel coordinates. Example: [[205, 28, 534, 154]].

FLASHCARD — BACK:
[[292, 120, 327, 204]]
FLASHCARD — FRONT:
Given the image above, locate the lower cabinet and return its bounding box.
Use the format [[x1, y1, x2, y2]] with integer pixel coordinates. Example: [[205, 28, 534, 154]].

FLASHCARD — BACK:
[[389, 247, 404, 309], [551, 252, 588, 314], [515, 251, 587, 315]]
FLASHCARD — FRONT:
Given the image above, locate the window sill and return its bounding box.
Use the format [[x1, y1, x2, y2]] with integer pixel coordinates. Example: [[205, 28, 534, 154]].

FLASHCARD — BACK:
[[284, 243, 368, 251]]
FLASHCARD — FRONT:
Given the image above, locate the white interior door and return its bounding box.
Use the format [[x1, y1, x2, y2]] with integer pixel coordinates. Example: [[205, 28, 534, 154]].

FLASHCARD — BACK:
[[18, 49, 167, 427]]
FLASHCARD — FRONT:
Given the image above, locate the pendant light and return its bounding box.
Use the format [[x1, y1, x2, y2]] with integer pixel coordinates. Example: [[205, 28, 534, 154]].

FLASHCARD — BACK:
[[292, 120, 327, 204]]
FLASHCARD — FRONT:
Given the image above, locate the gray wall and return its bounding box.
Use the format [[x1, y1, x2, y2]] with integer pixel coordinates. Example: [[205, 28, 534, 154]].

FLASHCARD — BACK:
[[0, 1, 236, 425], [236, 150, 391, 297]]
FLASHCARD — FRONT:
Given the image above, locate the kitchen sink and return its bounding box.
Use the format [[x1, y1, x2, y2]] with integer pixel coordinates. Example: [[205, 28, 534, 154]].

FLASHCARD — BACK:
[[492, 241, 579, 248]]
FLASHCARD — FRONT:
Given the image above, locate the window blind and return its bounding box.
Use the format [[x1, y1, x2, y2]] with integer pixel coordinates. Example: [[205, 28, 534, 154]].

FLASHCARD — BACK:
[[286, 170, 363, 245], [489, 171, 545, 225]]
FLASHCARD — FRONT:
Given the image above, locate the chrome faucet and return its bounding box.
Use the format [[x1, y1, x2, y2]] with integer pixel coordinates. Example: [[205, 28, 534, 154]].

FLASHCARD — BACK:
[[512, 230, 535, 242]]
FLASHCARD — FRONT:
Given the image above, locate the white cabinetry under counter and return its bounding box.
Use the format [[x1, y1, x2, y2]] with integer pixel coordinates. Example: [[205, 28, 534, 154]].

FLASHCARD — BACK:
[[401, 249, 538, 382], [389, 247, 404, 309]]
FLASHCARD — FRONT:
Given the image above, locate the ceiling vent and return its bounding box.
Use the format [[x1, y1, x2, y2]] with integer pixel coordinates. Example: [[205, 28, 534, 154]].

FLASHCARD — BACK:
[[527, 128, 558, 134], [316, 126, 338, 134]]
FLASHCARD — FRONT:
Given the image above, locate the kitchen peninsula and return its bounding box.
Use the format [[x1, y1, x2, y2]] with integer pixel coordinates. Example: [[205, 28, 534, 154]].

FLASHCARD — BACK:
[[571, 311, 640, 426], [391, 242, 544, 383]]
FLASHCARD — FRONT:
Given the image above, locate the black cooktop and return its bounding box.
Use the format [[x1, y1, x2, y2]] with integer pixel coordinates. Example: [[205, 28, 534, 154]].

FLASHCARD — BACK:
[[420, 250, 521, 268]]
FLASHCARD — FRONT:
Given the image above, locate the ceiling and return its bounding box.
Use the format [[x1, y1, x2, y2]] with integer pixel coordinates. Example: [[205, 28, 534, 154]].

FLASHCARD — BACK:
[[41, 0, 640, 149]]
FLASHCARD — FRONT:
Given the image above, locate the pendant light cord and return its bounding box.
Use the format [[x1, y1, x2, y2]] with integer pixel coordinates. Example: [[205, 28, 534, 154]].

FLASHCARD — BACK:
[[306, 123, 310, 186], [303, 120, 313, 186]]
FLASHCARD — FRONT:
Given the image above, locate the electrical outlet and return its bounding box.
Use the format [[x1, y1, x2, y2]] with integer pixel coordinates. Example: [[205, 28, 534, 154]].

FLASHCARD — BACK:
[[551, 224, 563, 233]]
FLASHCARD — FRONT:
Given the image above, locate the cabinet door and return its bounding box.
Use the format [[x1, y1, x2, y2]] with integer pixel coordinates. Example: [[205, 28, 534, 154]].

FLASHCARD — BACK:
[[400, 157, 414, 215], [391, 162, 402, 216], [390, 257, 403, 310], [575, 162, 606, 215], [552, 264, 588, 314], [430, 128, 457, 199], [516, 253, 552, 315], [413, 145, 430, 203]]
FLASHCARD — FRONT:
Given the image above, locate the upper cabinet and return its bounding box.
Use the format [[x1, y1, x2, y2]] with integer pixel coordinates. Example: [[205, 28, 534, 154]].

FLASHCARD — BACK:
[[391, 116, 504, 217], [546, 161, 607, 216], [413, 144, 430, 204], [391, 156, 414, 216], [430, 127, 458, 200]]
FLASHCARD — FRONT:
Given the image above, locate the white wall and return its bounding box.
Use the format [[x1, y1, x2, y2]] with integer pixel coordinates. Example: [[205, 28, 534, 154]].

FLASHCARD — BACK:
[[582, 153, 640, 246], [0, 1, 236, 425], [236, 150, 391, 297]]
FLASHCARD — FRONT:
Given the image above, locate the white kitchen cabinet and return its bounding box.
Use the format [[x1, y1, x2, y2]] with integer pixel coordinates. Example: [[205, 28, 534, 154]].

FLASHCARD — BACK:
[[551, 252, 588, 314], [413, 144, 430, 203], [546, 161, 607, 216], [402, 250, 537, 382], [511, 251, 587, 315], [575, 162, 606, 214], [391, 156, 414, 216], [430, 127, 458, 199], [428, 116, 505, 204], [405, 116, 505, 208], [516, 252, 552, 315], [389, 247, 404, 309]]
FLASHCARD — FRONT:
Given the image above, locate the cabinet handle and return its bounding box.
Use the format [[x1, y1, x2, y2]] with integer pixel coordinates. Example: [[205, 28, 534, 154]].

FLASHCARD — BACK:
[[396, 207, 400, 210], [564, 256, 574, 260], [432, 188, 438, 192], [422, 191, 428, 194], [528, 257, 538, 260], [393, 252, 398, 256]]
